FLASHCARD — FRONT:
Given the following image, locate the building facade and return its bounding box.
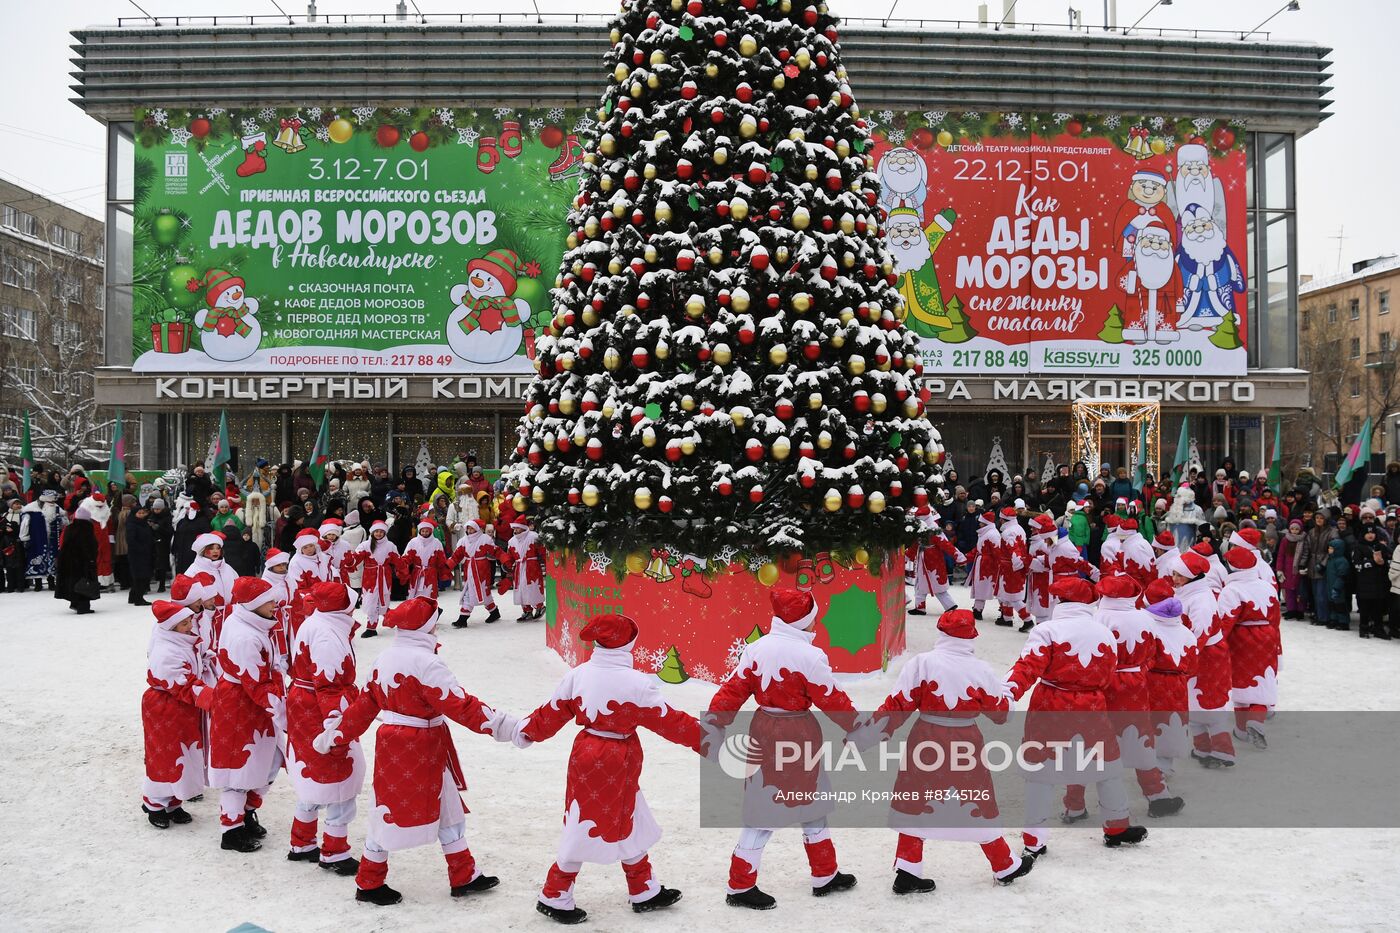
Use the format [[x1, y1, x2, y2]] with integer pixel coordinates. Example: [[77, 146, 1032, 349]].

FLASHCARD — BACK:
[[0, 179, 115, 470], [70, 15, 1330, 480], [1297, 256, 1400, 469]]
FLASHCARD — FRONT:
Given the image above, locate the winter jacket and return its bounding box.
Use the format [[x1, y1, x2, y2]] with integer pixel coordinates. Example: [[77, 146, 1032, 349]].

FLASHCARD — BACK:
[[210, 511, 246, 536], [124, 512, 155, 581], [1068, 510, 1090, 548], [955, 508, 980, 552], [1296, 523, 1339, 578], [1352, 539, 1391, 601], [1108, 478, 1138, 502], [1387, 546, 1400, 597], [54, 518, 99, 602], [1325, 540, 1352, 607], [171, 511, 211, 575]]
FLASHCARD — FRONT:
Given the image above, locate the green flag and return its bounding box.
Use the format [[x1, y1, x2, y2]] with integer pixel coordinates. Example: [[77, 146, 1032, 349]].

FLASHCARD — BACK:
[[210, 409, 231, 485], [1170, 415, 1190, 487], [1266, 416, 1283, 494], [108, 409, 127, 489], [1132, 419, 1150, 489], [1334, 416, 1373, 488], [19, 411, 32, 494], [308, 410, 331, 487]]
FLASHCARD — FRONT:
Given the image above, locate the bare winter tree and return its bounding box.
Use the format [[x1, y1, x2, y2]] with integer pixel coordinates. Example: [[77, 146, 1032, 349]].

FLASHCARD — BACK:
[[1298, 327, 1350, 465], [0, 235, 110, 467]]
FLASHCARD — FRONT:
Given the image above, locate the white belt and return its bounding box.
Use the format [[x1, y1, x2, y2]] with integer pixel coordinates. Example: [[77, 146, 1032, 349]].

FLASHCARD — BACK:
[[758, 706, 807, 717], [1236, 620, 1271, 627], [917, 713, 977, 727], [379, 711, 445, 728], [583, 727, 629, 740], [1117, 666, 1142, 673]]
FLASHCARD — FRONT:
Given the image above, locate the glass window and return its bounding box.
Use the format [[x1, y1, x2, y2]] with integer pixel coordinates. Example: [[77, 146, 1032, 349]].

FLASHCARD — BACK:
[[1381, 332, 1393, 352], [1351, 337, 1361, 358], [105, 206, 133, 366], [1351, 376, 1362, 397], [1266, 213, 1289, 272], [1262, 134, 1292, 211], [1301, 307, 1311, 331], [1350, 298, 1360, 320], [1328, 304, 1338, 323], [1382, 290, 1391, 315], [924, 413, 1022, 490]]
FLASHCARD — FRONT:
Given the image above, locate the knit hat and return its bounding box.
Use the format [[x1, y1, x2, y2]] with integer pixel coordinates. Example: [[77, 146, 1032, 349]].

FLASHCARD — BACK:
[[579, 613, 639, 649], [770, 587, 818, 630], [383, 595, 440, 632], [1049, 577, 1096, 604], [936, 609, 977, 640], [152, 600, 195, 631], [467, 247, 525, 294], [263, 548, 290, 568], [1096, 574, 1141, 600], [231, 576, 275, 608], [186, 268, 246, 308]]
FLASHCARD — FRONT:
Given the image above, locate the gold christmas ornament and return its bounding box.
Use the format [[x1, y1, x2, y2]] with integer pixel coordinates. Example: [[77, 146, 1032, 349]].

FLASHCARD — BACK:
[[823, 489, 842, 512], [830, 331, 846, 349], [582, 484, 600, 507], [655, 202, 673, 223], [512, 493, 527, 512], [772, 74, 786, 90], [705, 62, 720, 78], [731, 288, 751, 312], [817, 430, 833, 449], [642, 427, 657, 447], [730, 407, 747, 428], [634, 487, 653, 510], [730, 197, 750, 221], [680, 394, 696, 411], [792, 206, 811, 229], [644, 244, 659, 263], [643, 162, 658, 180], [531, 486, 546, 504], [600, 134, 617, 156], [868, 491, 886, 513], [796, 48, 811, 69], [792, 293, 811, 312], [655, 340, 670, 359], [647, 73, 661, 90], [836, 139, 851, 158], [582, 308, 599, 326], [772, 437, 791, 460], [740, 34, 758, 56], [584, 217, 600, 237], [871, 392, 887, 413], [805, 164, 819, 181], [757, 562, 780, 586], [713, 147, 729, 165], [603, 347, 622, 370], [848, 355, 866, 375], [681, 438, 697, 455], [769, 344, 788, 365], [708, 246, 723, 265], [853, 546, 870, 566], [739, 115, 758, 138], [713, 343, 733, 365], [629, 81, 644, 99], [613, 63, 630, 82], [685, 295, 706, 318], [808, 391, 823, 409], [625, 551, 648, 574], [650, 49, 667, 66]]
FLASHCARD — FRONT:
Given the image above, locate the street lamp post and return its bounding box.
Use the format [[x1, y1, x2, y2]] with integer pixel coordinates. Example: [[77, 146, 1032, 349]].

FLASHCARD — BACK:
[[1241, 1, 1301, 40]]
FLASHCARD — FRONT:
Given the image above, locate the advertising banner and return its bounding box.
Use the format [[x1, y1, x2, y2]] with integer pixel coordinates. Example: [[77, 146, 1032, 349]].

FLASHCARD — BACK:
[[869, 111, 1249, 375], [131, 105, 589, 373]]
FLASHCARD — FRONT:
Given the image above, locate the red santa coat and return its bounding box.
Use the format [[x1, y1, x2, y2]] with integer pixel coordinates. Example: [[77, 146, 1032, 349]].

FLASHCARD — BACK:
[[1178, 576, 1233, 712], [1029, 534, 1098, 616], [1146, 608, 1199, 760], [285, 552, 327, 640], [504, 530, 547, 606], [1100, 528, 1154, 588], [326, 627, 515, 851], [875, 638, 1010, 842], [347, 537, 400, 626], [287, 607, 366, 805], [1096, 596, 1157, 770], [260, 567, 293, 667], [1113, 199, 1175, 257], [1006, 601, 1121, 780], [913, 533, 963, 596], [708, 618, 861, 827], [189, 554, 239, 646], [208, 606, 285, 790], [403, 535, 448, 600], [1219, 574, 1281, 708], [143, 625, 214, 802], [517, 643, 702, 864], [450, 533, 502, 609], [967, 520, 1002, 602], [997, 523, 1029, 601], [1117, 254, 1182, 318]]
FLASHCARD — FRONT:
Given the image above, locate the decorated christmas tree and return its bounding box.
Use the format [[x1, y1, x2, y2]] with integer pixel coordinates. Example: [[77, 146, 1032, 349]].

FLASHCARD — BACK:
[[507, 0, 946, 565]]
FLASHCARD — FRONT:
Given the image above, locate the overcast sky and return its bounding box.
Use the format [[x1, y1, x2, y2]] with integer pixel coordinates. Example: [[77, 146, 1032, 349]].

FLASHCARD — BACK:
[[2, 0, 1392, 278]]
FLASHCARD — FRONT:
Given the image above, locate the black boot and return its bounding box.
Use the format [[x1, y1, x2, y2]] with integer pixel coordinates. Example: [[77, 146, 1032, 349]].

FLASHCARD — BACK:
[[535, 901, 587, 924], [973, 608, 984, 621], [726, 887, 777, 910], [892, 869, 936, 895], [1059, 808, 1089, 825], [145, 806, 171, 829], [812, 872, 856, 897], [908, 606, 926, 616], [356, 885, 403, 906], [1147, 797, 1185, 818], [997, 855, 1036, 885], [1022, 843, 1047, 859], [288, 847, 321, 863], [167, 806, 192, 825], [452, 613, 470, 629], [244, 809, 267, 838], [1375, 628, 1393, 640], [221, 825, 261, 852], [485, 607, 500, 623], [1103, 825, 1148, 847], [1018, 619, 1034, 633], [361, 627, 378, 638], [451, 874, 500, 897], [995, 616, 1013, 627], [632, 887, 682, 912], [321, 857, 359, 876]]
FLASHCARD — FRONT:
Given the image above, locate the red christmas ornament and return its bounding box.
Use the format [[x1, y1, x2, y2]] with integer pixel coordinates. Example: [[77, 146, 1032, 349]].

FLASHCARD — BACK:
[[803, 342, 821, 361], [540, 125, 564, 148], [736, 83, 754, 103], [528, 447, 544, 466], [658, 496, 674, 514], [800, 472, 815, 489], [676, 249, 696, 271], [820, 257, 838, 281], [775, 399, 794, 420], [711, 107, 726, 124], [745, 439, 764, 462], [910, 127, 934, 149], [680, 82, 698, 101], [717, 477, 733, 496], [1066, 119, 1084, 137], [687, 0, 703, 13], [748, 485, 764, 503], [556, 436, 571, 454], [632, 348, 649, 369], [189, 117, 211, 139], [677, 159, 694, 179], [805, 6, 820, 25], [843, 443, 856, 460], [913, 487, 929, 506], [632, 50, 644, 65], [665, 443, 683, 462], [750, 246, 770, 270], [409, 131, 430, 152], [714, 30, 728, 46], [798, 441, 815, 458], [1211, 125, 1236, 150], [737, 323, 755, 344], [587, 439, 604, 460], [853, 391, 870, 412], [766, 293, 781, 309], [846, 488, 865, 509], [646, 12, 660, 28], [747, 163, 768, 184], [620, 123, 634, 138], [889, 480, 903, 499], [568, 488, 581, 505]]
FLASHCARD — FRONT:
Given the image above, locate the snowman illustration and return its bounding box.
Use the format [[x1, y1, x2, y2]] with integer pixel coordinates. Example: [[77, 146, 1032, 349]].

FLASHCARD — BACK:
[[446, 248, 529, 364], [187, 268, 262, 362]]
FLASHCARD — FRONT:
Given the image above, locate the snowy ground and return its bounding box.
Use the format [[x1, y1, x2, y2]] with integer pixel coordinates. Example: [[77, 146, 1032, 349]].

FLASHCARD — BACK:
[[2, 583, 1397, 932]]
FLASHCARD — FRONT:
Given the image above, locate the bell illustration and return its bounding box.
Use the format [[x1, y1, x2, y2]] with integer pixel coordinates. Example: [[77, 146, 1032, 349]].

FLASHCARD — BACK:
[[643, 555, 675, 583], [273, 118, 306, 154]]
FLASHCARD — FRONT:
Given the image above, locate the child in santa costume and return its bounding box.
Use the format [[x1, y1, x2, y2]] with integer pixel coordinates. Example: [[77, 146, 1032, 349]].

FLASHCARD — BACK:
[[967, 511, 1002, 621], [346, 520, 400, 638], [1228, 527, 1281, 598], [1151, 530, 1177, 578], [87, 492, 115, 590], [313, 596, 518, 906], [1170, 550, 1236, 767], [1142, 577, 1198, 779], [1063, 575, 1183, 822], [512, 613, 702, 924], [1192, 539, 1229, 592], [995, 507, 1030, 628], [320, 519, 349, 584], [189, 530, 239, 645], [259, 548, 293, 669], [706, 587, 863, 910], [502, 520, 547, 620], [1218, 547, 1280, 749], [448, 519, 503, 627], [286, 581, 365, 876], [1005, 577, 1147, 855], [287, 528, 329, 641], [142, 599, 215, 829], [403, 518, 449, 600], [909, 508, 965, 616], [1027, 515, 1099, 629], [170, 571, 220, 680], [208, 576, 285, 853], [1100, 518, 1154, 588], [873, 608, 1034, 892]]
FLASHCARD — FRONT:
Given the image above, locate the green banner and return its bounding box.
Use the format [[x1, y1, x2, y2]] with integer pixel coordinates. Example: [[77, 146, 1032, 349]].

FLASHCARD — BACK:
[[131, 105, 588, 373]]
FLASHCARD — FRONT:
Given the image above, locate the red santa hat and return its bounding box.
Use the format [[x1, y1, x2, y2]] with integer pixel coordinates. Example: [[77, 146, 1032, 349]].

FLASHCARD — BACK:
[[295, 527, 321, 548], [191, 531, 225, 554], [417, 518, 437, 532], [979, 511, 996, 527], [1229, 528, 1262, 551], [230, 576, 275, 608], [462, 519, 484, 534], [1049, 577, 1096, 604], [1174, 550, 1211, 579], [170, 571, 216, 606], [579, 613, 639, 649], [1115, 497, 1128, 507], [1096, 574, 1141, 600], [1190, 541, 1215, 558], [1132, 154, 1171, 185], [1119, 518, 1139, 532], [510, 520, 529, 531], [383, 595, 440, 632], [1154, 530, 1176, 551], [999, 506, 1018, 520], [1029, 514, 1056, 538], [1225, 547, 1259, 571], [1144, 577, 1177, 607], [770, 586, 818, 630], [369, 520, 390, 534], [1065, 499, 1083, 514], [263, 548, 290, 568], [1105, 514, 1122, 529], [319, 519, 344, 537], [151, 599, 195, 631], [90, 491, 106, 503], [936, 608, 978, 640], [309, 581, 355, 613], [466, 247, 524, 295]]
